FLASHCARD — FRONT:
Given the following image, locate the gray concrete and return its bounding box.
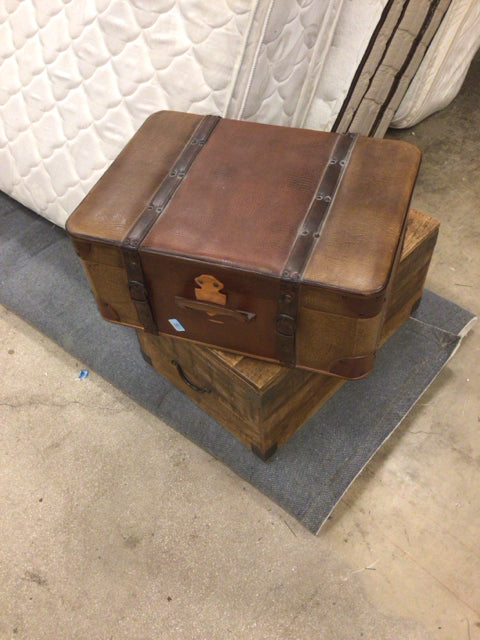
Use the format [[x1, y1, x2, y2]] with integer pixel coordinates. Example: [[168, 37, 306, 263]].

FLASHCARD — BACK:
[[1, 53, 479, 639]]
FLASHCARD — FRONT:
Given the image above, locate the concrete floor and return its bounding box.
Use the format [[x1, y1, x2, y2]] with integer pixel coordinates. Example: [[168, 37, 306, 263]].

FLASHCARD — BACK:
[[1, 55, 479, 640]]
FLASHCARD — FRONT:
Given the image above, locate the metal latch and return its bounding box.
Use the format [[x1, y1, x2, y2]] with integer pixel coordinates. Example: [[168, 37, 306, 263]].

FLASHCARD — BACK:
[[275, 313, 296, 337], [129, 280, 149, 302]]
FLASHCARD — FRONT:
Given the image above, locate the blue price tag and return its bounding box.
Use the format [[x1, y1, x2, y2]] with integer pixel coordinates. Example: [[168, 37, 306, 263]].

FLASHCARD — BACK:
[[168, 318, 185, 332]]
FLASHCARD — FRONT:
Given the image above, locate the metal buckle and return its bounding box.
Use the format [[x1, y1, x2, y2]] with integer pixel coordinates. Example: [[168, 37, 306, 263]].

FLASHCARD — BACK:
[[275, 313, 296, 337]]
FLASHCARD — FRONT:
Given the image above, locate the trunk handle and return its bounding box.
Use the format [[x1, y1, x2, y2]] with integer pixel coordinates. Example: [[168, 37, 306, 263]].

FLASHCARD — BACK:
[[174, 296, 256, 323], [171, 360, 211, 393]]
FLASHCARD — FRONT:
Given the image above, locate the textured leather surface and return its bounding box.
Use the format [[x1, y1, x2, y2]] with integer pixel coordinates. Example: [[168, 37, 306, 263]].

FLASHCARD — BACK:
[[303, 136, 421, 293], [65, 111, 204, 243], [143, 117, 339, 275]]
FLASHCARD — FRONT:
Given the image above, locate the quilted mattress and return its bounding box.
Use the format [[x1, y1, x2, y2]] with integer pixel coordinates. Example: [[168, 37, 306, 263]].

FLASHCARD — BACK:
[[0, 0, 476, 227], [0, 0, 344, 226]]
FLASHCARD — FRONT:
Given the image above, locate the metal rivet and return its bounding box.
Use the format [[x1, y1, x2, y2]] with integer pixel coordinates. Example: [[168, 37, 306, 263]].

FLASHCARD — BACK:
[[329, 158, 337, 165], [324, 196, 331, 203], [316, 193, 324, 200], [313, 232, 320, 239], [291, 272, 300, 280], [170, 170, 177, 177], [155, 206, 163, 214], [301, 229, 309, 236], [339, 160, 346, 167], [282, 294, 293, 303], [283, 270, 290, 278]]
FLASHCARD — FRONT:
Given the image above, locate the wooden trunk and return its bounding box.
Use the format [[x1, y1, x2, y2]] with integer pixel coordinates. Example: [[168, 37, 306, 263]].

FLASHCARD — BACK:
[[66, 111, 421, 378], [137, 209, 439, 460]]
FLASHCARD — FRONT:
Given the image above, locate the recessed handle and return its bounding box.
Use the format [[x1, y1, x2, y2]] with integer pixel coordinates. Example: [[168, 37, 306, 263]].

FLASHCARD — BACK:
[[171, 360, 211, 393]]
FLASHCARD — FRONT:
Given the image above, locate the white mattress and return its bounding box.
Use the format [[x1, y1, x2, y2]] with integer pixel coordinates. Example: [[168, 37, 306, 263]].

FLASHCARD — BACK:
[[391, 0, 480, 128], [0, 0, 476, 227], [0, 0, 350, 227], [0, 0, 254, 226]]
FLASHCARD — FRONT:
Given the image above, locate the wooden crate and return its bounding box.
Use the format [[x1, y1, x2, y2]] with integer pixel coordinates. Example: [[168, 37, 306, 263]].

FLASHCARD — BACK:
[[137, 209, 439, 460]]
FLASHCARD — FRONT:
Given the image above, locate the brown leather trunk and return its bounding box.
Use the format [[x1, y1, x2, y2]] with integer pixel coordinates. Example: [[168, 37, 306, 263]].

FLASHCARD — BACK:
[[136, 209, 440, 459], [66, 111, 421, 378]]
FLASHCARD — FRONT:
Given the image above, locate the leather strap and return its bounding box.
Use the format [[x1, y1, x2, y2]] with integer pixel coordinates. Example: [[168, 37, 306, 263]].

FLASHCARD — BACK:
[[275, 132, 358, 365], [122, 115, 220, 332]]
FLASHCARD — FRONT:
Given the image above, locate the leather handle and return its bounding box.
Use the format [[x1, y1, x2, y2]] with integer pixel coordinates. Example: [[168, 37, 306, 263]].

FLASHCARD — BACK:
[[174, 296, 256, 323], [171, 360, 211, 393]]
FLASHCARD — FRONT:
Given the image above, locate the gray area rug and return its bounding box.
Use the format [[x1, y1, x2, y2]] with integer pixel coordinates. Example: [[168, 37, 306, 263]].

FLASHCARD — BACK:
[[0, 192, 476, 533]]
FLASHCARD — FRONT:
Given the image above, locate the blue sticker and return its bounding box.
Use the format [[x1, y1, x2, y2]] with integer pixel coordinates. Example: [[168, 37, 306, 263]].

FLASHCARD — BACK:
[[168, 318, 185, 332]]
